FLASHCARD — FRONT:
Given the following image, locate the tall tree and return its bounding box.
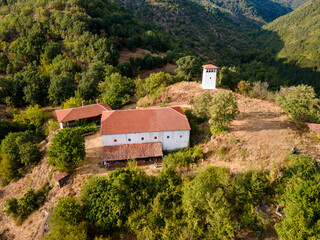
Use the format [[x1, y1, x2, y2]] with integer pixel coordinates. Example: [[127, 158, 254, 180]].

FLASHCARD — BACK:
[[48, 128, 85, 172]]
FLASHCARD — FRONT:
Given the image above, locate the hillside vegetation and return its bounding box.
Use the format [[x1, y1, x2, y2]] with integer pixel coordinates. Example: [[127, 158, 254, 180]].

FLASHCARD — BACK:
[[263, 0, 320, 70], [113, 0, 257, 64]]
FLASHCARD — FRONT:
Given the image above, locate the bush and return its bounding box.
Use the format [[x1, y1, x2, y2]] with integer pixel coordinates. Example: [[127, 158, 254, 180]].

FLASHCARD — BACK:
[[248, 81, 269, 100], [276, 84, 320, 122], [4, 185, 51, 221], [48, 128, 85, 172], [73, 123, 98, 135], [162, 147, 204, 169], [236, 80, 252, 95]]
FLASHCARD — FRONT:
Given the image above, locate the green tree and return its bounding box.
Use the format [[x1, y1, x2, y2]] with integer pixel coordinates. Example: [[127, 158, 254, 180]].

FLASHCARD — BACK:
[[219, 66, 241, 91], [135, 72, 178, 100], [0, 52, 9, 72], [81, 167, 152, 232], [176, 56, 202, 81], [276, 177, 320, 239], [45, 197, 87, 240], [48, 128, 85, 172], [62, 97, 83, 109], [209, 91, 239, 132], [0, 119, 11, 141], [13, 104, 47, 135], [48, 55, 80, 104], [100, 73, 134, 109], [0, 153, 20, 184], [276, 84, 320, 122], [78, 61, 105, 101], [22, 67, 49, 105], [182, 167, 235, 239], [18, 188, 38, 217], [193, 91, 212, 119]]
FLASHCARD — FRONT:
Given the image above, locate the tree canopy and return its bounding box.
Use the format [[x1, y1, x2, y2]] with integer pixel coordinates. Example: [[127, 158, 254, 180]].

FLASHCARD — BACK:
[[48, 128, 85, 172]]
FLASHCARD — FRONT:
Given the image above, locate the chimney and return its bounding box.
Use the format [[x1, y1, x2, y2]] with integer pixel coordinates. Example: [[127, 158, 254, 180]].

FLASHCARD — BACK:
[[81, 100, 86, 106], [96, 99, 101, 104]]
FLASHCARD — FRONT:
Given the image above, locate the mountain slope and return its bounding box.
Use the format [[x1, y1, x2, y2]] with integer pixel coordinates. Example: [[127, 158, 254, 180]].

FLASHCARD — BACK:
[[263, 0, 320, 70], [113, 0, 258, 64], [192, 0, 292, 23]]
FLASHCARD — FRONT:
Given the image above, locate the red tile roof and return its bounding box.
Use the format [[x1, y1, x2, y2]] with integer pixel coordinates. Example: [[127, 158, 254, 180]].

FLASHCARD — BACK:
[[203, 64, 219, 69], [306, 123, 320, 138], [101, 107, 191, 135], [102, 142, 163, 161], [55, 103, 111, 123]]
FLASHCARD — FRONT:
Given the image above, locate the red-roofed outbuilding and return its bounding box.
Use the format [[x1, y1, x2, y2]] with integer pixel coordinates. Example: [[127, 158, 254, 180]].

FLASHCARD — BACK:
[[55, 101, 111, 129]]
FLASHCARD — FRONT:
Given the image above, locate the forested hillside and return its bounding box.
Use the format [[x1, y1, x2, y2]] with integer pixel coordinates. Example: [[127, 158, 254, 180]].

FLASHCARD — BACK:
[[193, 0, 292, 23], [0, 0, 176, 107], [113, 0, 257, 64], [263, 0, 320, 70]]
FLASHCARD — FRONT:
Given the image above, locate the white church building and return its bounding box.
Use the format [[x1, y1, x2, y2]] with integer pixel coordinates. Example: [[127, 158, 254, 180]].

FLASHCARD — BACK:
[[202, 64, 219, 89]]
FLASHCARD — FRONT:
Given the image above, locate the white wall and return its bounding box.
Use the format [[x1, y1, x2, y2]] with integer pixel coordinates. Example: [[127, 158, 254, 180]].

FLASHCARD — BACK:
[[202, 68, 217, 89], [102, 130, 190, 151]]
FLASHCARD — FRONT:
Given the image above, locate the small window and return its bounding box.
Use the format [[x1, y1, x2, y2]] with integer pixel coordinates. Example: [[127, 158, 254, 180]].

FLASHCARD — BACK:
[[128, 138, 131, 142], [167, 136, 170, 139], [114, 139, 117, 142], [154, 136, 158, 140], [141, 137, 144, 140]]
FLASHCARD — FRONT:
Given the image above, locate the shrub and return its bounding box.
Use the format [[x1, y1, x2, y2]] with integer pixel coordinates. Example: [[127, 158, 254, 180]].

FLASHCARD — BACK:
[[73, 123, 98, 135], [276, 84, 320, 122], [236, 80, 252, 95], [248, 81, 269, 100], [162, 147, 204, 169]]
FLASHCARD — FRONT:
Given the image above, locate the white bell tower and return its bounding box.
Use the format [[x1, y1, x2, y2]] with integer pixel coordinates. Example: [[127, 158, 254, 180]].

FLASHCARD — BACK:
[[202, 64, 218, 89]]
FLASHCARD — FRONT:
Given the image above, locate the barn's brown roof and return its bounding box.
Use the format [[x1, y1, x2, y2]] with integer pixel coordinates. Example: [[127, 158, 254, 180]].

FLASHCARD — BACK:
[[53, 172, 69, 182], [306, 123, 320, 138], [202, 64, 219, 69], [101, 107, 191, 135], [55, 103, 111, 123], [102, 142, 163, 161]]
